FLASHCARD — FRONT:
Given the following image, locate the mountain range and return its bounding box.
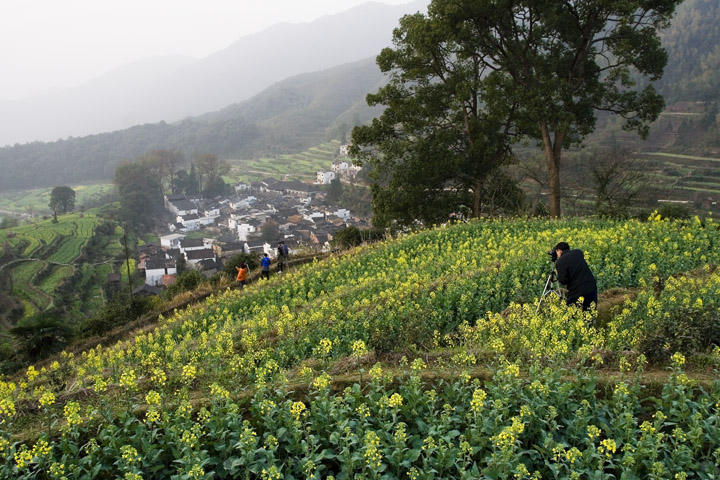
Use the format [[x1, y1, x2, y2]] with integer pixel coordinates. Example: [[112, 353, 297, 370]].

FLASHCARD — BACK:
[[0, 57, 386, 191], [0, 0, 428, 147], [0, 0, 718, 193]]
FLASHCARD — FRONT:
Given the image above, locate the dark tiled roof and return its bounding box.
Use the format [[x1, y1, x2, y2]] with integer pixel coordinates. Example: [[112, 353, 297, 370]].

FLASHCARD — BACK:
[[172, 200, 197, 211], [146, 258, 176, 270], [180, 238, 205, 248], [133, 284, 163, 296], [186, 249, 215, 260]]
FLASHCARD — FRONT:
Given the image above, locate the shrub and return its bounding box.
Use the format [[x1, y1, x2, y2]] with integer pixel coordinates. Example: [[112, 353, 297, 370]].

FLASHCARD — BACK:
[[165, 270, 206, 298], [9, 312, 73, 361], [657, 202, 692, 220], [82, 295, 156, 336], [331, 226, 385, 249]]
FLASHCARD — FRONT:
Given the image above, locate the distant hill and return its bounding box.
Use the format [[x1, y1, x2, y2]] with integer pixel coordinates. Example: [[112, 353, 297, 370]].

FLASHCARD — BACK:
[[1, 0, 718, 193], [0, 57, 385, 191], [655, 0, 720, 103], [0, 0, 429, 146]]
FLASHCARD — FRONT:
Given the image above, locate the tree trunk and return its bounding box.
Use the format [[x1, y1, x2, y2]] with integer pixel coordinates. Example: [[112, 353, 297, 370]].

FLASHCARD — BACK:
[[169, 159, 175, 195], [539, 121, 564, 218], [472, 178, 484, 218]]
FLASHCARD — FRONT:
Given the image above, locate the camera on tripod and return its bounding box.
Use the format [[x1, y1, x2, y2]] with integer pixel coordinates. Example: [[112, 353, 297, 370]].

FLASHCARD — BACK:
[[537, 247, 562, 312]]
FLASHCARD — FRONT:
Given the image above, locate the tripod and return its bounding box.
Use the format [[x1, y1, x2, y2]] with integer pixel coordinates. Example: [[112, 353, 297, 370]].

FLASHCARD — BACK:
[[536, 269, 563, 313]]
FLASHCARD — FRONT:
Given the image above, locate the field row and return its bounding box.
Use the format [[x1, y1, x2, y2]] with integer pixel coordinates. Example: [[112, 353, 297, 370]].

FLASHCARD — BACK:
[[3, 216, 719, 418], [2, 356, 719, 478], [236, 141, 342, 181]]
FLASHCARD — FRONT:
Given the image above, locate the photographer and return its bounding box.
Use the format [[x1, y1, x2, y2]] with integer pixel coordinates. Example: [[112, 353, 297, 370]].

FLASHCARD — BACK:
[[553, 242, 597, 311]]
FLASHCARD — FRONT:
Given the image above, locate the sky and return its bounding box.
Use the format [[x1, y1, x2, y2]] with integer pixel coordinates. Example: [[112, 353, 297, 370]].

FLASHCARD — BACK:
[[0, 0, 412, 101]]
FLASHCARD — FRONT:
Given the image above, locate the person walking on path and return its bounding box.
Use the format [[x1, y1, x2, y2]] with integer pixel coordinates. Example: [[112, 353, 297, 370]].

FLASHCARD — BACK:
[[260, 253, 271, 280], [235, 263, 248, 289]]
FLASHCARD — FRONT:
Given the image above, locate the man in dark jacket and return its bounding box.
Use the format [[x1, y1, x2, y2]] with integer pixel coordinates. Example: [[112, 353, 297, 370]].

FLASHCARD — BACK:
[[554, 242, 597, 311]]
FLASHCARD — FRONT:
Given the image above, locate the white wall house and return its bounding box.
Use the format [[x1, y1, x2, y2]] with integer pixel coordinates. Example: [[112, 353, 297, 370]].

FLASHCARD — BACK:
[[185, 248, 216, 266], [332, 161, 349, 173], [169, 200, 198, 217], [145, 260, 177, 286], [316, 171, 336, 185], [235, 182, 250, 192], [339, 144, 351, 157], [230, 196, 256, 210], [180, 238, 214, 255], [203, 205, 221, 217], [160, 233, 186, 249], [333, 208, 352, 221], [177, 214, 202, 231], [237, 223, 257, 242]]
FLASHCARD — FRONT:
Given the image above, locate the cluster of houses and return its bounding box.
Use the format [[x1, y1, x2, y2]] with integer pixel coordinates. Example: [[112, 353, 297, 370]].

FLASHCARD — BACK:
[[316, 159, 362, 185], [129, 174, 369, 292]]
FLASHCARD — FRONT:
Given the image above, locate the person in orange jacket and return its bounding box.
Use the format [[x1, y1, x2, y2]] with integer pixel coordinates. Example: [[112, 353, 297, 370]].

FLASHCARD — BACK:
[[236, 263, 248, 289]]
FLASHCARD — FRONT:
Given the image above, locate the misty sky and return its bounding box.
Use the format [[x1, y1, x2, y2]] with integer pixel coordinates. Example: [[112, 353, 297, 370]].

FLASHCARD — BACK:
[[0, 0, 412, 101]]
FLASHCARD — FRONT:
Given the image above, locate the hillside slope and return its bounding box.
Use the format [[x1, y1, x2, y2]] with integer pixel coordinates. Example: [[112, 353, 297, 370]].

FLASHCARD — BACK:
[[3, 217, 720, 477]]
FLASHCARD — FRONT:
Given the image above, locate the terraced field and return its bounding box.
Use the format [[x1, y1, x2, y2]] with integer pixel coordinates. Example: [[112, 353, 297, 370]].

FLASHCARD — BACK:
[[0, 213, 102, 321], [638, 152, 720, 198], [232, 140, 342, 182], [0, 184, 112, 216]]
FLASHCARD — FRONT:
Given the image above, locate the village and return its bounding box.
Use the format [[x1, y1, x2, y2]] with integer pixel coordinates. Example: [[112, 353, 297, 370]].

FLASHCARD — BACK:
[[131, 155, 368, 294]]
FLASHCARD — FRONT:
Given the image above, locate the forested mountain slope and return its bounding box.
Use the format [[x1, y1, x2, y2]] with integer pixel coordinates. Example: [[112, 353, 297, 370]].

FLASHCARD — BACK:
[[0, 0, 717, 193], [0, 58, 384, 191], [656, 0, 720, 102]]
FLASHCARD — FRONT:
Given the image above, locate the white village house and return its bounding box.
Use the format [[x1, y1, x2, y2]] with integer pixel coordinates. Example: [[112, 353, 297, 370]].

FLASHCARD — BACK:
[[179, 238, 214, 256], [160, 233, 185, 250], [316, 171, 336, 185], [145, 258, 177, 287]]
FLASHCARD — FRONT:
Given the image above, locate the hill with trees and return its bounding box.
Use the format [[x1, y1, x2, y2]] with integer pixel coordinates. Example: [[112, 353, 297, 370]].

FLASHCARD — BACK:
[[0, 1, 428, 147], [0, 0, 718, 194], [0, 58, 384, 192], [655, 0, 720, 103]]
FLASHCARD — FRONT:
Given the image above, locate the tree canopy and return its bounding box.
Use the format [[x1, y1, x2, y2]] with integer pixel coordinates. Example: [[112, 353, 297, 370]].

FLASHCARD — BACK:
[[138, 149, 185, 195], [114, 162, 164, 230], [351, 7, 517, 228], [48, 186, 76, 221], [193, 152, 230, 196], [354, 0, 682, 220], [444, 0, 681, 217]]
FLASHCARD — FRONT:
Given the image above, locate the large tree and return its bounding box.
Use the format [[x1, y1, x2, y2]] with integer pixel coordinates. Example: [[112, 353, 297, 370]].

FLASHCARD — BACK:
[[114, 163, 163, 230], [48, 186, 76, 222], [351, 9, 517, 228], [138, 149, 184, 195], [193, 153, 230, 196], [437, 0, 681, 217], [355, 0, 681, 220]]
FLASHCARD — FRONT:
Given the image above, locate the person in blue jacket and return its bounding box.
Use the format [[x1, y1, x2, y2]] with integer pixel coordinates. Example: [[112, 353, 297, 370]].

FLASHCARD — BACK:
[[260, 253, 271, 280], [554, 241, 597, 311]]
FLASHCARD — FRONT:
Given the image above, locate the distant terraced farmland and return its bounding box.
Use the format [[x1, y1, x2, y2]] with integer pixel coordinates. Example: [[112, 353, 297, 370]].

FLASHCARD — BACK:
[[233, 140, 342, 181], [0, 212, 103, 322]]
